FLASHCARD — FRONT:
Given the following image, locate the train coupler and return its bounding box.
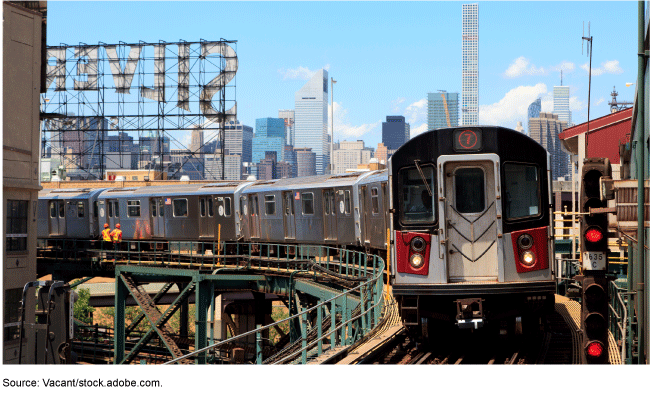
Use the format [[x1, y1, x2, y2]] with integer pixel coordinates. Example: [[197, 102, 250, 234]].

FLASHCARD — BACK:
[[455, 298, 484, 329]]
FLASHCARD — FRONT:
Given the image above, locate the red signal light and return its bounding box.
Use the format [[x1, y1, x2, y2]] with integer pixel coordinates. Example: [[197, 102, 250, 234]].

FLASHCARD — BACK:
[[586, 341, 604, 358], [584, 227, 604, 243]]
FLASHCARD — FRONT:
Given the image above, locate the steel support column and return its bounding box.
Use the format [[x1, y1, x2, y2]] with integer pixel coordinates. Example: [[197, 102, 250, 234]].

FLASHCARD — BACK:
[[113, 272, 128, 364], [194, 277, 212, 365]]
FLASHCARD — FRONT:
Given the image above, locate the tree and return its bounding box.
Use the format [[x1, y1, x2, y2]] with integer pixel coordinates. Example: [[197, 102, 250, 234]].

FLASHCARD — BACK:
[[73, 287, 95, 325]]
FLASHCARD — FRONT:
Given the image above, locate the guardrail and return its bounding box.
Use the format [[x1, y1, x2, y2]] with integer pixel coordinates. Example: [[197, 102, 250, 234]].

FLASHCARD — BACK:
[[40, 239, 388, 364]]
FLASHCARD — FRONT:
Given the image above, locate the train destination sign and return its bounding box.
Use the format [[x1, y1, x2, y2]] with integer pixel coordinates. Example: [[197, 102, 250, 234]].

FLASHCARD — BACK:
[[453, 128, 483, 152]]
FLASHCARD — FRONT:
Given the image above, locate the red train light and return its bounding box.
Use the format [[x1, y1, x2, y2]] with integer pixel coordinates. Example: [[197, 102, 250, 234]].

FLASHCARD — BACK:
[[584, 227, 604, 243], [586, 341, 604, 358]]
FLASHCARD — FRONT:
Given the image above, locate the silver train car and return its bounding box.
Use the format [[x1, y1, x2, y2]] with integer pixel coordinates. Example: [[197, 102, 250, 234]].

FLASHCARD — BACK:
[[37, 188, 107, 242], [388, 126, 556, 336]]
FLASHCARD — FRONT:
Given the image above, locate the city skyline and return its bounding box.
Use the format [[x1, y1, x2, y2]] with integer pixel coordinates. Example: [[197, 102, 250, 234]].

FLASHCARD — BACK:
[[44, 2, 638, 152]]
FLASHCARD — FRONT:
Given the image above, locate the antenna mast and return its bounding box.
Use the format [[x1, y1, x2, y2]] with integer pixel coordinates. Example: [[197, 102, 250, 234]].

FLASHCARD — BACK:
[[582, 22, 593, 149]]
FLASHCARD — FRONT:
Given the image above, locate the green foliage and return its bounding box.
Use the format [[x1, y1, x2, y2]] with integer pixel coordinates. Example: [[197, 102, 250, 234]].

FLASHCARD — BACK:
[[269, 305, 290, 344], [73, 287, 95, 325]]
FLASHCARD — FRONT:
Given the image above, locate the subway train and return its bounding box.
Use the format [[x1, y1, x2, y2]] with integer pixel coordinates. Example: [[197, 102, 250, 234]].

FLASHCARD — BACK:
[[38, 126, 556, 336]]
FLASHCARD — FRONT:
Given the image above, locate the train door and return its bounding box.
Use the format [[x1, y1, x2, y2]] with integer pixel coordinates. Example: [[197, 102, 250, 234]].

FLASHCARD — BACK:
[[322, 189, 337, 241], [198, 196, 215, 238], [106, 199, 120, 228], [48, 200, 66, 236], [283, 191, 296, 240], [249, 194, 260, 239], [440, 155, 500, 282], [150, 197, 165, 237], [360, 186, 370, 244]]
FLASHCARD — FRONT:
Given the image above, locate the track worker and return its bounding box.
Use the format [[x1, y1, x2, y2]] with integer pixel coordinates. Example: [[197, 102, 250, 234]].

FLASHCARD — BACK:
[[101, 223, 113, 257], [111, 223, 123, 259]]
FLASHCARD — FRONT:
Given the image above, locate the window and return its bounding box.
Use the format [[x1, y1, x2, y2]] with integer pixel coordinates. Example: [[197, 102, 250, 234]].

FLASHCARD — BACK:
[[159, 199, 165, 217], [113, 201, 120, 217], [127, 200, 141, 217], [50, 201, 56, 218], [265, 195, 275, 215], [399, 165, 436, 224], [151, 200, 157, 217], [302, 193, 314, 215], [77, 202, 85, 218], [323, 191, 330, 215], [455, 168, 485, 213], [173, 199, 188, 217], [222, 197, 230, 217], [371, 187, 379, 215], [108, 201, 113, 218], [132, 176, 138, 181], [4, 288, 22, 343], [59, 201, 65, 218], [208, 198, 214, 217], [504, 163, 541, 220], [93, 201, 98, 218], [344, 190, 351, 215], [6, 200, 28, 252], [240, 197, 247, 217], [200, 198, 206, 217]]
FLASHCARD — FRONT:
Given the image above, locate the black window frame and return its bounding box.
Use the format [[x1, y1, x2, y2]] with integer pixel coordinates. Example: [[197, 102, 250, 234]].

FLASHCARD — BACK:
[[6, 200, 28, 252], [173, 198, 188, 217], [265, 195, 276, 215], [371, 187, 379, 215], [502, 162, 542, 221], [302, 192, 315, 215], [454, 166, 486, 214], [127, 200, 141, 217], [397, 164, 437, 226]]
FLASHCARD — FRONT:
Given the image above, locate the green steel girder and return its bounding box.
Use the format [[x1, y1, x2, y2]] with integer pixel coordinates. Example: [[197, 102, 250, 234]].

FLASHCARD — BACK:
[[294, 279, 360, 307]]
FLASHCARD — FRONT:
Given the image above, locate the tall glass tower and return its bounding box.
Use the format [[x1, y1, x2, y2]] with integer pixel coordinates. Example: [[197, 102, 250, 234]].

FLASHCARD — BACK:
[[428, 91, 459, 130], [462, 3, 479, 126], [294, 69, 329, 175], [553, 86, 572, 126]]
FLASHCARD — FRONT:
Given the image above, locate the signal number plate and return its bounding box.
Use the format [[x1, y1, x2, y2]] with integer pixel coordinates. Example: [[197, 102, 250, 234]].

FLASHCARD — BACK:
[[583, 252, 606, 271]]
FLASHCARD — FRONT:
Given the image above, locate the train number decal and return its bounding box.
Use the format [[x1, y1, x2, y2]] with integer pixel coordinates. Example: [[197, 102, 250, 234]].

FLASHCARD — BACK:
[[453, 128, 482, 152]]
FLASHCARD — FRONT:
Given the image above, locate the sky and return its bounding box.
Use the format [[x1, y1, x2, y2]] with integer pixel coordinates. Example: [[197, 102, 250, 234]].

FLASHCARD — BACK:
[[44, 1, 641, 151]]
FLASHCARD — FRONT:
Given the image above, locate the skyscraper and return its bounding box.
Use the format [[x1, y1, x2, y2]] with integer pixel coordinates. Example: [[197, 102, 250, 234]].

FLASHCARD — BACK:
[[382, 116, 410, 150], [527, 97, 541, 134], [553, 86, 572, 126], [190, 127, 203, 157], [279, 109, 295, 146], [223, 120, 253, 164], [294, 69, 329, 175], [428, 91, 459, 130], [528, 112, 569, 180], [252, 117, 286, 164], [462, 3, 479, 126]]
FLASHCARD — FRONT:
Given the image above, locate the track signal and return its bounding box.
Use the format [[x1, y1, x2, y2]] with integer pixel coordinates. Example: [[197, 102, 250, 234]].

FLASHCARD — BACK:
[[580, 158, 611, 270], [580, 275, 609, 364], [578, 157, 611, 364]]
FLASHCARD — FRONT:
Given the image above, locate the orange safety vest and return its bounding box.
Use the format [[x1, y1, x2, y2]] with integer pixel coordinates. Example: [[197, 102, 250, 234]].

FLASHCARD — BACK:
[[111, 228, 122, 243], [102, 228, 112, 242]]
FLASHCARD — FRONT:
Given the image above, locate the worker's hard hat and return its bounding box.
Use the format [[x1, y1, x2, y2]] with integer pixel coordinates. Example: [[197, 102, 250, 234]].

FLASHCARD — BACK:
[[116, 223, 121, 229], [104, 223, 109, 228]]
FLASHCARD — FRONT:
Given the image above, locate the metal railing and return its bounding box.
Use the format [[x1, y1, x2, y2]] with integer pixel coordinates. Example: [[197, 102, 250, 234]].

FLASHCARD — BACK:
[[609, 280, 630, 364], [157, 243, 387, 365]]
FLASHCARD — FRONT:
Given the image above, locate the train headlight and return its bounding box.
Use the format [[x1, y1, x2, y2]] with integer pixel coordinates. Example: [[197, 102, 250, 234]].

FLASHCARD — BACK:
[[409, 253, 425, 269], [517, 234, 533, 250], [521, 251, 535, 266], [410, 236, 426, 252]]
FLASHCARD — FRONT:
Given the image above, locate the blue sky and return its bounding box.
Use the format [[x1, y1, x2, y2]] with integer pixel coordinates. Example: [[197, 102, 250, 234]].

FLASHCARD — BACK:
[[46, 1, 640, 150]]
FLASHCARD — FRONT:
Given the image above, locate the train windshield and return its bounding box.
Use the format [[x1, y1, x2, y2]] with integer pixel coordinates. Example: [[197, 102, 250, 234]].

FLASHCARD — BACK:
[[503, 163, 541, 219], [399, 165, 435, 224]]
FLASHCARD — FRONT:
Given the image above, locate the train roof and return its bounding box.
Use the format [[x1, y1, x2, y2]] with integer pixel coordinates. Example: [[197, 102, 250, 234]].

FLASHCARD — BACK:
[[241, 171, 376, 193], [39, 187, 108, 200]]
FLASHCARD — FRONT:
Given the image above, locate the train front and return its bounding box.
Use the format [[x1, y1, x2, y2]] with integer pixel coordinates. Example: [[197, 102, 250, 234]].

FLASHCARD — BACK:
[[388, 126, 556, 338]]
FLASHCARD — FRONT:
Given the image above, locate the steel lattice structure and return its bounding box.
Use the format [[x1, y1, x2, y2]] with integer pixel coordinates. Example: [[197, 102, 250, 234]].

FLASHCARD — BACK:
[[40, 40, 237, 180]]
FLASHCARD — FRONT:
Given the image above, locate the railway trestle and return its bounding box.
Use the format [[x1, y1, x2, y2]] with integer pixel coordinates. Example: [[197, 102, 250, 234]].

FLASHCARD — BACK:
[[37, 240, 387, 364]]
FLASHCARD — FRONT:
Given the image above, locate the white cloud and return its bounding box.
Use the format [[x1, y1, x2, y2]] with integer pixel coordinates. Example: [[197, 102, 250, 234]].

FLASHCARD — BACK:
[[409, 123, 429, 138], [480, 83, 548, 126], [595, 97, 605, 106], [391, 97, 406, 112], [279, 65, 330, 80], [329, 101, 380, 139], [580, 60, 623, 76], [404, 98, 427, 126], [570, 96, 585, 111], [504, 57, 547, 78], [550, 61, 575, 73]]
